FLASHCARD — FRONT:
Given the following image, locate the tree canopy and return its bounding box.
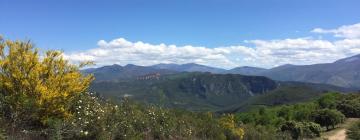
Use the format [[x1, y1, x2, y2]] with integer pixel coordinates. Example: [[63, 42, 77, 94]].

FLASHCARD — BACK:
[[311, 109, 345, 130]]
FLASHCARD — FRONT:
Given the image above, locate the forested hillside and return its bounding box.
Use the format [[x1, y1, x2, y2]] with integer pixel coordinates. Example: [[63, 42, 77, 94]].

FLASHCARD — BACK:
[[89, 72, 349, 111]]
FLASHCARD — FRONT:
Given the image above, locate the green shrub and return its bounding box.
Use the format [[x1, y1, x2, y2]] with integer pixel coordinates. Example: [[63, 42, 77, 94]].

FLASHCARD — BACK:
[[311, 109, 345, 130], [336, 94, 360, 118], [280, 121, 321, 139], [242, 125, 279, 140], [48, 93, 238, 140], [317, 93, 340, 109], [0, 130, 6, 140], [347, 121, 360, 140]]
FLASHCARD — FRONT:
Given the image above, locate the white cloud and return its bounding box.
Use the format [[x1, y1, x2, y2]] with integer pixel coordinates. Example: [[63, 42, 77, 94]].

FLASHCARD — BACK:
[[64, 22, 360, 69], [64, 38, 237, 68], [312, 23, 360, 39]]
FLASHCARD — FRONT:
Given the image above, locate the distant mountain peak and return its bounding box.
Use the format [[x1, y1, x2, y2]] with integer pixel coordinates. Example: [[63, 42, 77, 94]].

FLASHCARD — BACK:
[[150, 63, 225, 73], [238, 66, 266, 69], [344, 57, 359, 62], [99, 64, 122, 69], [279, 64, 295, 67], [125, 64, 137, 67], [272, 64, 296, 69], [226, 66, 267, 75], [335, 54, 360, 63], [184, 63, 198, 65]]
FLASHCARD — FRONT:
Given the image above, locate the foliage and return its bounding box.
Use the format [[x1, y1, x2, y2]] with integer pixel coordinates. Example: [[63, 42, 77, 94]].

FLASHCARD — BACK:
[[280, 121, 321, 139], [2, 83, 246, 139], [236, 103, 322, 139], [0, 119, 7, 140], [311, 109, 345, 130], [236, 102, 319, 127], [46, 93, 244, 140], [317, 92, 340, 109], [241, 124, 282, 140], [218, 114, 244, 140], [347, 121, 360, 140], [0, 37, 94, 127], [336, 93, 360, 118], [235, 93, 360, 139]]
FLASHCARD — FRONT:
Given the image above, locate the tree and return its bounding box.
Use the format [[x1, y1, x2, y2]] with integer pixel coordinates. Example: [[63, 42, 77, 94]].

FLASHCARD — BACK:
[[293, 103, 317, 121], [336, 94, 360, 117], [317, 93, 339, 109], [311, 109, 345, 130], [280, 121, 321, 139], [0, 37, 94, 126]]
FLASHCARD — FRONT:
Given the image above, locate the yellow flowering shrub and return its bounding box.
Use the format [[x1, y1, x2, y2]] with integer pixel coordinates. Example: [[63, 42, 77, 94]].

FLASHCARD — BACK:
[[219, 114, 245, 140], [0, 37, 93, 124]]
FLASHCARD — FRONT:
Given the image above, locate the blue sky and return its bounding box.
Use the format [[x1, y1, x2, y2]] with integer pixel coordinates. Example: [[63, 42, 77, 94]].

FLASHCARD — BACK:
[[1, 0, 360, 68]]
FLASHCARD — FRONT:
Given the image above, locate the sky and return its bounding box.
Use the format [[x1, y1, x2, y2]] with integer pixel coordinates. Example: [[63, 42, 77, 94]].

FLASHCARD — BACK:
[[1, 0, 360, 69]]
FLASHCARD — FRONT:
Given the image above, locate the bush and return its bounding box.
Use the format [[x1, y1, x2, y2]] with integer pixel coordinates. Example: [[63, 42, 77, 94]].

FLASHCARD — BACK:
[[0, 37, 94, 127], [301, 122, 321, 138], [45, 93, 238, 140], [242, 125, 280, 140], [317, 93, 340, 109], [280, 121, 321, 139], [311, 109, 345, 130], [0, 119, 7, 140], [336, 94, 360, 118], [347, 121, 360, 140], [219, 114, 244, 140]]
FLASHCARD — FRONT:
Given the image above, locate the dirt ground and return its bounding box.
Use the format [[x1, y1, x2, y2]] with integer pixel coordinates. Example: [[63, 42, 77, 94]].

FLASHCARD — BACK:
[[321, 118, 359, 140]]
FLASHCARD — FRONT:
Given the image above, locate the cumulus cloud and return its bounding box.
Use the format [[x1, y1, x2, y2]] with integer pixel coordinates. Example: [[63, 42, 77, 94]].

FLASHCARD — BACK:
[[64, 22, 360, 69], [64, 38, 237, 68], [312, 23, 360, 39]]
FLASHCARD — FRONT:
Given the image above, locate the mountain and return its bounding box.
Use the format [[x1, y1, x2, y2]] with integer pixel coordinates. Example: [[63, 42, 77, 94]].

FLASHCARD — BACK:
[[257, 54, 360, 89], [148, 54, 360, 88], [220, 81, 351, 113], [89, 72, 349, 111], [83, 64, 177, 82], [220, 54, 360, 89], [335, 54, 360, 63], [84, 53, 360, 90], [151, 63, 226, 73], [90, 72, 277, 111], [226, 66, 267, 75]]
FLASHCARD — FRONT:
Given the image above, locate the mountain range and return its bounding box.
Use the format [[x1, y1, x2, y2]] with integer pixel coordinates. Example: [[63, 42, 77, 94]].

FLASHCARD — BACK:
[[85, 54, 360, 89], [82, 55, 359, 111], [250, 54, 360, 89], [83, 64, 177, 82]]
